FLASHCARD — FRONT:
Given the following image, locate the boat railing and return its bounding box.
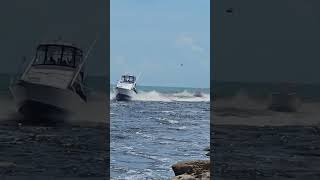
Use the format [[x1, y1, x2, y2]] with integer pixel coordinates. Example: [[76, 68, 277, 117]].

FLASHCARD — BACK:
[[69, 35, 98, 88]]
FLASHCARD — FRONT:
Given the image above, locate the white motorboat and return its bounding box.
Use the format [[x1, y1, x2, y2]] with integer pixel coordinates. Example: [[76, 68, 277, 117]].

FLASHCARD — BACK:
[[115, 74, 138, 101], [193, 91, 203, 97], [267, 83, 301, 112], [268, 92, 300, 112], [9, 41, 90, 120]]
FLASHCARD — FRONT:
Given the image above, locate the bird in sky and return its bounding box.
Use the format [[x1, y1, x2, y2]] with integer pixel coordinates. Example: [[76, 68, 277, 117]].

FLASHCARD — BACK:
[[225, 8, 234, 15]]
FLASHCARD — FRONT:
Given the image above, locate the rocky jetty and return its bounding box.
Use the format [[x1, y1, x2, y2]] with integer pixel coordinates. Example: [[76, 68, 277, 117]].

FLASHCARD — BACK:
[[170, 160, 210, 180]]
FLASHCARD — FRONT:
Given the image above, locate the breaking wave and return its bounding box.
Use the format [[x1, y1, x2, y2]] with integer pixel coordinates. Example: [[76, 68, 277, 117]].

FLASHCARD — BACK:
[[110, 90, 210, 102], [0, 95, 17, 121], [213, 90, 320, 126]]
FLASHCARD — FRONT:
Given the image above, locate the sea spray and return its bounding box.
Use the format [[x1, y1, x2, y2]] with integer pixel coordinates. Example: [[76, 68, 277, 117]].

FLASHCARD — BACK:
[[0, 95, 17, 121], [68, 91, 108, 126], [110, 90, 210, 102]]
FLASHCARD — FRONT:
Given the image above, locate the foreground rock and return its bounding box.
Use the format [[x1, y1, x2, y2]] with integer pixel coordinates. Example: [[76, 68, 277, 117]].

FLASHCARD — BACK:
[[170, 160, 210, 180]]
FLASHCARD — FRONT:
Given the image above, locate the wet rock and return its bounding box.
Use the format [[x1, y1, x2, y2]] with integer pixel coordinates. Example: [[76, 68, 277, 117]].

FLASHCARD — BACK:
[[171, 160, 210, 180], [170, 174, 196, 180]]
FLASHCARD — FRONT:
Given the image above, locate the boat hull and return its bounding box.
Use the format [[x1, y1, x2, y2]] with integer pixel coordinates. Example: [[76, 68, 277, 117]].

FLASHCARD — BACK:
[[9, 80, 86, 121], [116, 94, 132, 101], [18, 100, 68, 121], [115, 87, 136, 101]]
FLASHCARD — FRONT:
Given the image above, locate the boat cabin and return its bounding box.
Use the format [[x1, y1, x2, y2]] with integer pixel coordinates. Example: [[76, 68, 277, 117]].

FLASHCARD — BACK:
[[120, 75, 136, 84], [21, 43, 86, 94]]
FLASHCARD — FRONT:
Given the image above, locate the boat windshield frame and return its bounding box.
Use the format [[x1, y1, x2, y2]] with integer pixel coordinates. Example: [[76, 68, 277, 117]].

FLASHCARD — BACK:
[[120, 75, 135, 83], [32, 44, 83, 68]]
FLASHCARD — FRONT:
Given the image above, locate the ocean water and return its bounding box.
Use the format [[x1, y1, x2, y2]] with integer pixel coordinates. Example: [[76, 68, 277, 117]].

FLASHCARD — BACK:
[[212, 81, 320, 179], [213, 81, 320, 102], [110, 86, 210, 179]]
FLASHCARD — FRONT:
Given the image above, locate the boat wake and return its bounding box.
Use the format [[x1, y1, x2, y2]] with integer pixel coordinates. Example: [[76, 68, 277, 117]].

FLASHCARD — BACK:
[[110, 90, 210, 102], [60, 91, 108, 126]]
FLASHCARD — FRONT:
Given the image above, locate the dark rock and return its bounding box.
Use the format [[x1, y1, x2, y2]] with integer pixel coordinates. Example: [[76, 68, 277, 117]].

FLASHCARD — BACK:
[[171, 160, 210, 180]]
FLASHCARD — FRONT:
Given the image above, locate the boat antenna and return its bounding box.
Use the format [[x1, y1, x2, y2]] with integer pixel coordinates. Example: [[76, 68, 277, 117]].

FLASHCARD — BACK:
[[83, 34, 99, 61], [69, 33, 99, 87], [134, 72, 142, 86]]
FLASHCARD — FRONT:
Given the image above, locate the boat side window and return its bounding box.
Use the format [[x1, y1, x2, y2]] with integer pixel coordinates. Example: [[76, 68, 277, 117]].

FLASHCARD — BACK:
[[74, 49, 82, 67], [34, 46, 46, 65], [62, 47, 75, 67], [129, 76, 134, 83]]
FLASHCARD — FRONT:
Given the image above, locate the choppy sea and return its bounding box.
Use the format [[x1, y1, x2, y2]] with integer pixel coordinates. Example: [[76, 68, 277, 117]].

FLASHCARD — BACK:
[[110, 86, 210, 179], [212, 81, 320, 179]]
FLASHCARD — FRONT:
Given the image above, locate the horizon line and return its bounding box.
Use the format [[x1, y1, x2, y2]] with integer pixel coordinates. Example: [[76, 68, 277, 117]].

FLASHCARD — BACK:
[[110, 83, 210, 89]]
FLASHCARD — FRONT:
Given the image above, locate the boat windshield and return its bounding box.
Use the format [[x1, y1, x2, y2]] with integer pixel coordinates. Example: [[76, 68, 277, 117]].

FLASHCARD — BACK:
[[121, 75, 135, 83], [33, 44, 83, 68]]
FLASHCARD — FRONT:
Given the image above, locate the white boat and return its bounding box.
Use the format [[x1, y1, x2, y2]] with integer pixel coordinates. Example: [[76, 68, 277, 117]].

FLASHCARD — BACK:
[[267, 83, 301, 112], [9, 41, 89, 120], [268, 92, 301, 112], [193, 91, 203, 97], [115, 74, 138, 101]]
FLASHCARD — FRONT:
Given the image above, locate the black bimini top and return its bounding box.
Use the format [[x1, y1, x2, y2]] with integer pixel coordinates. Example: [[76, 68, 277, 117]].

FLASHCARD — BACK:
[[38, 43, 83, 53]]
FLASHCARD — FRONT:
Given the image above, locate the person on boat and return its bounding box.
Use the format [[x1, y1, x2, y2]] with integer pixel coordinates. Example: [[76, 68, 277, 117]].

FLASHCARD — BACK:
[[129, 76, 135, 83], [61, 58, 68, 65], [57, 58, 62, 65], [67, 58, 73, 66], [49, 56, 56, 64]]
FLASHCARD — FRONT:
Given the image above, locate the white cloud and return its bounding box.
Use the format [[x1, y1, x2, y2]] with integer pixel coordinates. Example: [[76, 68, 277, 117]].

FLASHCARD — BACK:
[[111, 55, 126, 65], [175, 33, 205, 54]]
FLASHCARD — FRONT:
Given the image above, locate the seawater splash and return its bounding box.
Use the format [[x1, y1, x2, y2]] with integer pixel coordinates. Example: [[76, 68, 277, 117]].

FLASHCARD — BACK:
[[0, 91, 107, 126], [68, 91, 108, 125], [110, 90, 210, 102], [0, 95, 17, 121], [213, 90, 320, 126]]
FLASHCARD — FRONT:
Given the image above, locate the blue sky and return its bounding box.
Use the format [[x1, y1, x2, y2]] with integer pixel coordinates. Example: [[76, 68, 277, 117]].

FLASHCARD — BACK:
[[111, 0, 210, 88]]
